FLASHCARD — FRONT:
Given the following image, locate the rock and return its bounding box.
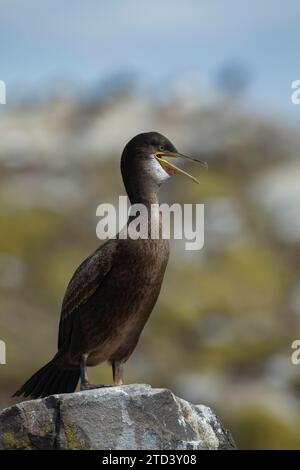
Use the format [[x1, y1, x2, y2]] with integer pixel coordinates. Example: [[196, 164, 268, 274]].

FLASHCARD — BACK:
[[0, 384, 236, 450]]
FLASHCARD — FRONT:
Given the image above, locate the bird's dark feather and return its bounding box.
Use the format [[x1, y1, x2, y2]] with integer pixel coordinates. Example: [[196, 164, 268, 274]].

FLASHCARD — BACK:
[[58, 240, 116, 350]]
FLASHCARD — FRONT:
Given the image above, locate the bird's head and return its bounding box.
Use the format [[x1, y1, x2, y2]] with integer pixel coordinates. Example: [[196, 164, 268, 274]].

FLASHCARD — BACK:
[[121, 132, 207, 198]]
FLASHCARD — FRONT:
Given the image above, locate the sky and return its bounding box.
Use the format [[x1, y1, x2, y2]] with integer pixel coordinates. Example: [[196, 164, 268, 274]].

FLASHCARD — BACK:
[[0, 0, 300, 122]]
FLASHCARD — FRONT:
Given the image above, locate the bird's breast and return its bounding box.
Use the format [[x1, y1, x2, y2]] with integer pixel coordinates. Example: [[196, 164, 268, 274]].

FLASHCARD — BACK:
[[85, 238, 169, 364]]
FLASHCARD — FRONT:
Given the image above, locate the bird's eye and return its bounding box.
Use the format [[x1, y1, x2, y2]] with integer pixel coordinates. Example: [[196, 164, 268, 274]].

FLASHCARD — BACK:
[[159, 145, 165, 151]]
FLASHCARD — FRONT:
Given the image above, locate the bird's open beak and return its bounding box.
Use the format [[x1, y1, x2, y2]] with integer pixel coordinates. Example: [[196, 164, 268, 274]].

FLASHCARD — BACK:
[[155, 151, 208, 184]]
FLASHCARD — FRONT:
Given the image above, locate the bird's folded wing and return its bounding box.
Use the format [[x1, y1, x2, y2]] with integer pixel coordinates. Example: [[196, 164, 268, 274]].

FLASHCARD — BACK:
[[58, 240, 116, 349]]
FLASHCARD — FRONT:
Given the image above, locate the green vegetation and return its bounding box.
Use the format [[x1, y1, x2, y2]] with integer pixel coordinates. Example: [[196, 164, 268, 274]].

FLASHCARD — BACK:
[[2, 432, 30, 450], [64, 425, 91, 450]]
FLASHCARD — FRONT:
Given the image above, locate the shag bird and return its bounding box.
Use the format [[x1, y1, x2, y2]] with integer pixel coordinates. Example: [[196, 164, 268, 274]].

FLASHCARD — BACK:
[[14, 132, 207, 399]]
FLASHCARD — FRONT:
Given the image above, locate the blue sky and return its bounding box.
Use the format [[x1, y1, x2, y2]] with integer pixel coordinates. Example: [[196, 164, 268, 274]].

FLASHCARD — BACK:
[[1, 0, 300, 122]]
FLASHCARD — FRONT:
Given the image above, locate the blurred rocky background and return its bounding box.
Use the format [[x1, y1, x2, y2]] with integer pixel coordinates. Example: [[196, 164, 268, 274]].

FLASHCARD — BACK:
[[1, 0, 300, 450]]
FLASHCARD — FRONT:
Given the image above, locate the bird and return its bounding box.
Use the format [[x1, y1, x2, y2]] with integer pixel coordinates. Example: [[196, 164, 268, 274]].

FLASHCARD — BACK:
[[14, 132, 207, 399]]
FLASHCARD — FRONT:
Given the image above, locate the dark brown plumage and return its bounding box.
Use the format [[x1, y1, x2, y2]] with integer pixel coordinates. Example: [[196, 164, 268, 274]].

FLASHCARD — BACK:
[[14, 132, 206, 398]]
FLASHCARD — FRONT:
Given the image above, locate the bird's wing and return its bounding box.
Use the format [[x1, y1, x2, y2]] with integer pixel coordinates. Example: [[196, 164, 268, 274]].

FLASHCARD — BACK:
[[58, 240, 116, 350]]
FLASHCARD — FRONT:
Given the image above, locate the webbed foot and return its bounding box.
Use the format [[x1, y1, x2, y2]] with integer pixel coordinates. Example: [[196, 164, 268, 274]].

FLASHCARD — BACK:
[[80, 382, 111, 391]]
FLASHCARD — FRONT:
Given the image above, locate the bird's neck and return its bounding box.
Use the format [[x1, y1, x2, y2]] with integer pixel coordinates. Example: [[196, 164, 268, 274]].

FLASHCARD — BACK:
[[126, 176, 160, 207], [125, 177, 163, 239]]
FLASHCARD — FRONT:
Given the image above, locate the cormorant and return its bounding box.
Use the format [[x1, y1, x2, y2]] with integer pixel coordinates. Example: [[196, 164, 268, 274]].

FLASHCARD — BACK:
[[14, 132, 207, 398]]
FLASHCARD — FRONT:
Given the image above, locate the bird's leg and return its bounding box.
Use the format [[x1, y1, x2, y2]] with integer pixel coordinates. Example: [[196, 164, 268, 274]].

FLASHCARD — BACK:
[[80, 354, 111, 390], [112, 361, 124, 386], [80, 354, 89, 389]]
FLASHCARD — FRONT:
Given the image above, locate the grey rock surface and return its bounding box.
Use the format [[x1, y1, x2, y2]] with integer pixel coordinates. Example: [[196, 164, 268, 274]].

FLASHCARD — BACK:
[[0, 384, 236, 450]]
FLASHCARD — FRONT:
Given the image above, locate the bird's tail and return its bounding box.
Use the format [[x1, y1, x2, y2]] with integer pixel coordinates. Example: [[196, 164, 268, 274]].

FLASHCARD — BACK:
[[13, 358, 80, 399]]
